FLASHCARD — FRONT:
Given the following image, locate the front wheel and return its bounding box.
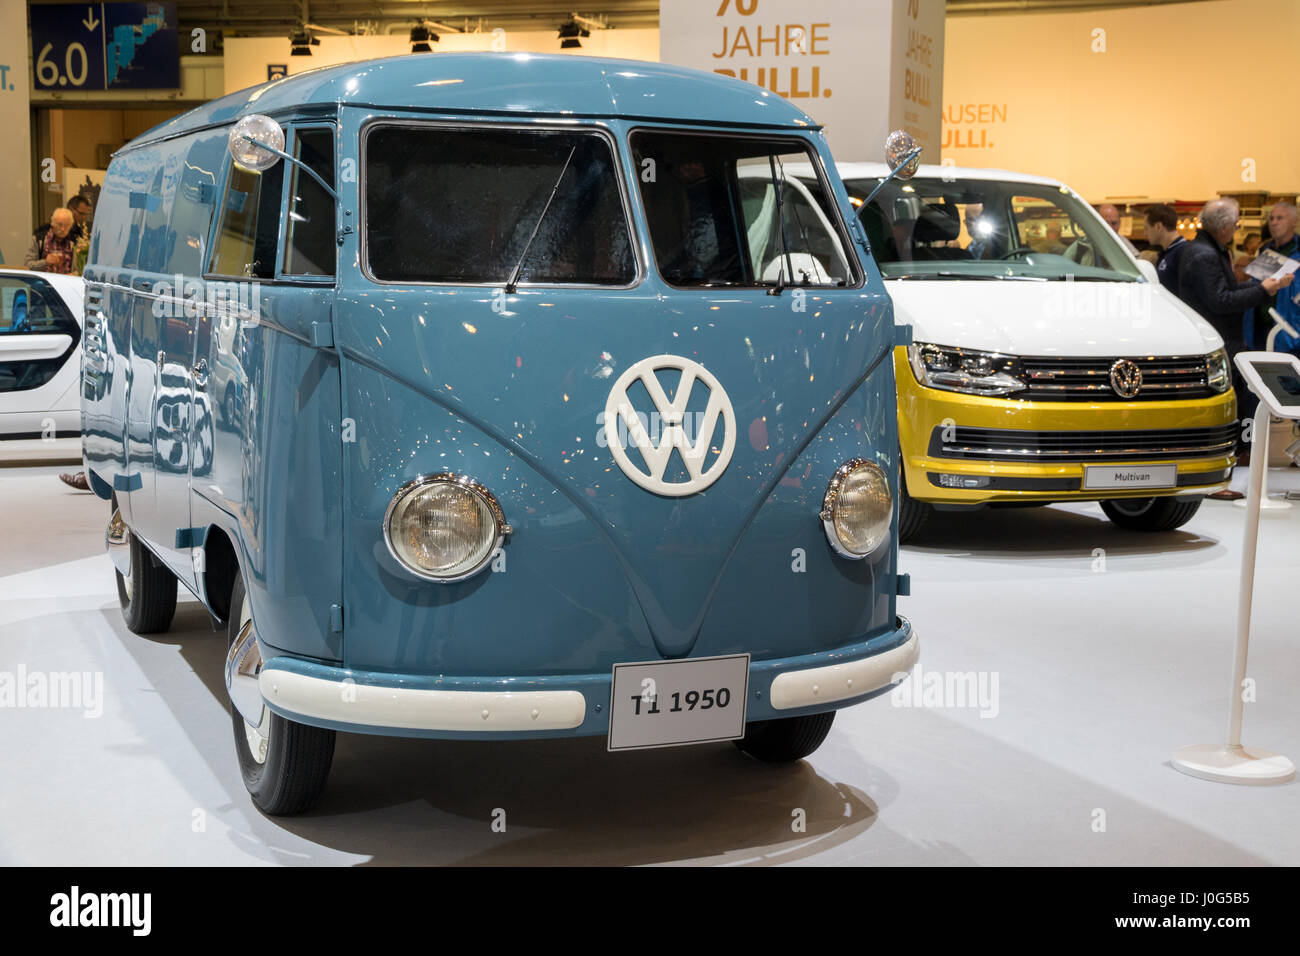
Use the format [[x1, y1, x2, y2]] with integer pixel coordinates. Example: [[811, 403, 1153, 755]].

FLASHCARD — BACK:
[[228, 571, 335, 815], [114, 495, 177, 635], [733, 711, 835, 763], [1101, 496, 1202, 532]]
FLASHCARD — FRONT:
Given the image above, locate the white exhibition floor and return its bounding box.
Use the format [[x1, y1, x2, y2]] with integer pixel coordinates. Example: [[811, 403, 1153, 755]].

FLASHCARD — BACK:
[[1, 461, 1298, 866]]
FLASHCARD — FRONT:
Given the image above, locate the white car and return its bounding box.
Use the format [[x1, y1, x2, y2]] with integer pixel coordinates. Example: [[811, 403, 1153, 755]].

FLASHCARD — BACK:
[[0, 268, 85, 462], [792, 163, 1236, 537]]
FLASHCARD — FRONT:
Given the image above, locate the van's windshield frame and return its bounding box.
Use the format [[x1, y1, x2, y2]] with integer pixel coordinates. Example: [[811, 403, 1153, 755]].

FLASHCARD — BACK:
[[358, 118, 644, 290]]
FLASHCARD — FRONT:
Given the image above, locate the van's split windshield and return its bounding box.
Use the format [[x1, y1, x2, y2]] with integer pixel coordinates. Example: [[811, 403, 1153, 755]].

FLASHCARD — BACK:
[[630, 130, 855, 289], [365, 125, 635, 285]]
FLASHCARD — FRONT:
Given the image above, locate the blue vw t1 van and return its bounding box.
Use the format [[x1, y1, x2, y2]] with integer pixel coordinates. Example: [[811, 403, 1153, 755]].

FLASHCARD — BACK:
[[81, 53, 919, 814]]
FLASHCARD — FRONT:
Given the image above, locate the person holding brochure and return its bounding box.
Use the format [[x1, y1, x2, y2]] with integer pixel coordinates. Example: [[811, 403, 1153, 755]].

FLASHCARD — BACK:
[[1180, 198, 1293, 494], [1250, 201, 1300, 354]]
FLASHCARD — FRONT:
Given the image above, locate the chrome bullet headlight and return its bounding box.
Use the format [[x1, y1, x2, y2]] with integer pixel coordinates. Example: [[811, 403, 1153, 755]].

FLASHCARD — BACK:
[[821, 459, 892, 558], [384, 474, 510, 582]]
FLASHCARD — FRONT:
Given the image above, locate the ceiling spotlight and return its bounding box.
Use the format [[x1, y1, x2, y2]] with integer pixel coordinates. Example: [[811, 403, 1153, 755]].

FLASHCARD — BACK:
[[410, 24, 438, 53], [558, 20, 589, 49], [290, 30, 319, 56]]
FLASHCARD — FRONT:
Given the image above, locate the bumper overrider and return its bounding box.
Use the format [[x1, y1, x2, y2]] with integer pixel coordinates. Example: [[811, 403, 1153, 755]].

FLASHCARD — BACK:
[[227, 617, 917, 739], [896, 350, 1238, 504]]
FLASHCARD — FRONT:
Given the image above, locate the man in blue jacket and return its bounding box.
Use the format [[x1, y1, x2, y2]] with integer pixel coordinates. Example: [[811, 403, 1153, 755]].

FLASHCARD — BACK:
[[1144, 203, 1188, 299], [1250, 201, 1300, 353]]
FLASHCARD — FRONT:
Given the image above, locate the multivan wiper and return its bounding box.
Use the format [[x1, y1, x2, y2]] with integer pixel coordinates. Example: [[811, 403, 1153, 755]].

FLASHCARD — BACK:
[[504, 144, 577, 294]]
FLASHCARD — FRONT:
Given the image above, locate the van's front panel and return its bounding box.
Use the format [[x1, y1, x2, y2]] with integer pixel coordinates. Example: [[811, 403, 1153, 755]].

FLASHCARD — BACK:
[[307, 110, 908, 738]]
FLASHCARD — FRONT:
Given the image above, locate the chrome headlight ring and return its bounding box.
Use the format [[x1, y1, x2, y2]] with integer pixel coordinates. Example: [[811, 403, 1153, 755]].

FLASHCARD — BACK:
[[383, 472, 512, 583], [820, 458, 893, 559]]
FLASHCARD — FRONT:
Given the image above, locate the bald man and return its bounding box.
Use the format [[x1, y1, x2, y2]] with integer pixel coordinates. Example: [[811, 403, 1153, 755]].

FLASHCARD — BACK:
[[1252, 201, 1300, 353], [24, 208, 78, 273], [1096, 203, 1139, 255]]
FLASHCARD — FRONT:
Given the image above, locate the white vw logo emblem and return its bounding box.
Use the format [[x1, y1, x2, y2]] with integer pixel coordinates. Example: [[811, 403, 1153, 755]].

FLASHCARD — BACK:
[[604, 354, 736, 496]]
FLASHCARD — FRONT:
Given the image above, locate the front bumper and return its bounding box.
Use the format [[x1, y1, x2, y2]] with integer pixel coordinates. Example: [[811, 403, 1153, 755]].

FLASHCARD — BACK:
[[896, 349, 1237, 504], [257, 616, 917, 739]]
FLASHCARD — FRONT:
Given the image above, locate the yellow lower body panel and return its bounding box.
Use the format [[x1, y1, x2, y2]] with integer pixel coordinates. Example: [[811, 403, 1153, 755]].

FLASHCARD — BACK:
[[894, 348, 1238, 505]]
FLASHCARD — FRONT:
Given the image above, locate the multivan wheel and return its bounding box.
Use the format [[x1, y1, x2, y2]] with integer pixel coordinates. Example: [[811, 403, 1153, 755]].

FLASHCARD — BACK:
[[227, 570, 335, 815], [1100, 496, 1202, 532]]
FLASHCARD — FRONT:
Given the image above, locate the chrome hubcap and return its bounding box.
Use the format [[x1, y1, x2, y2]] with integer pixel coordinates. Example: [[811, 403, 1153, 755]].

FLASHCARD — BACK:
[[238, 594, 270, 765]]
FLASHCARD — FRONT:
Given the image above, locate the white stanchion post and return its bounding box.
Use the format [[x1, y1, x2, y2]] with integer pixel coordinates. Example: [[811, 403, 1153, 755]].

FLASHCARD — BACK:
[[1172, 399, 1295, 784], [1236, 309, 1299, 512]]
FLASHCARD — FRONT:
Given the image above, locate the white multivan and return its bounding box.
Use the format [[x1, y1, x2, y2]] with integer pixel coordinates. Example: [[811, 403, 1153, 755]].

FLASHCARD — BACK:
[[889, 664, 1000, 719], [0, 666, 103, 718], [49, 887, 151, 936]]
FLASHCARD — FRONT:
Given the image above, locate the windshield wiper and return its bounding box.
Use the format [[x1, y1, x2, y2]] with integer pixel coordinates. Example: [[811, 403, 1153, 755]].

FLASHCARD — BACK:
[[765, 154, 793, 295], [504, 145, 577, 294]]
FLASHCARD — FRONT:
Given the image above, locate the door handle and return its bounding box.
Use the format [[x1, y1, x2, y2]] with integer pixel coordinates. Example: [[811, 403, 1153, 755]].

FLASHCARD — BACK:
[[192, 357, 209, 389]]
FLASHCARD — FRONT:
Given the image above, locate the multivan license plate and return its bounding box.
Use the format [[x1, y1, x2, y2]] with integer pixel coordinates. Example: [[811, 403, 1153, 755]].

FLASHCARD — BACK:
[[608, 654, 750, 751], [1083, 464, 1177, 490]]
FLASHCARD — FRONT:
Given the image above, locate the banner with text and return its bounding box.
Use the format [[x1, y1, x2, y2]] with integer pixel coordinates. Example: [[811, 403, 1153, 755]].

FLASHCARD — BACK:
[[660, 0, 943, 164]]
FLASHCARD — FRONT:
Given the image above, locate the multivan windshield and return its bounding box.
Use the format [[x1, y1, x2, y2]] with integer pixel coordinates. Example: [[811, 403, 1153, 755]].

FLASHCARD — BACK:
[[630, 130, 857, 289], [844, 176, 1141, 282]]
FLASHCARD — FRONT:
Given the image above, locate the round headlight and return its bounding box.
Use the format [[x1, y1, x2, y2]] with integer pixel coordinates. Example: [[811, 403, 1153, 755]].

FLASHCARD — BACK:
[[821, 459, 892, 558], [384, 474, 510, 582]]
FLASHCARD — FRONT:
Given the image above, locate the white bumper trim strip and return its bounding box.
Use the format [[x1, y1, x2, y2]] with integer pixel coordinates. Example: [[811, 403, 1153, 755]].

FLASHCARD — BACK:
[[769, 629, 920, 711], [259, 669, 587, 731]]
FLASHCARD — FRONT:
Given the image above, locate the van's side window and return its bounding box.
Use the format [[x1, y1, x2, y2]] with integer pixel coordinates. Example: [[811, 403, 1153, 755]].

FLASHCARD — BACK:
[[209, 159, 285, 279], [364, 125, 634, 285], [284, 128, 336, 277]]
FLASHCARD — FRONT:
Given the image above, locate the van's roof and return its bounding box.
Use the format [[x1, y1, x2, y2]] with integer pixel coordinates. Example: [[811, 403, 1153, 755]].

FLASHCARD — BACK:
[[124, 53, 821, 149]]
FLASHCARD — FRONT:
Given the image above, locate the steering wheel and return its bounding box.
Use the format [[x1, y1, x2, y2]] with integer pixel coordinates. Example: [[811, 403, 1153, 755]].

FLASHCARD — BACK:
[[998, 246, 1037, 260]]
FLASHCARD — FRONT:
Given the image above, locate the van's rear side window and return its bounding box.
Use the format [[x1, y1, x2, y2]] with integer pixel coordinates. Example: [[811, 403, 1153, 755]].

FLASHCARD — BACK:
[[364, 125, 635, 285]]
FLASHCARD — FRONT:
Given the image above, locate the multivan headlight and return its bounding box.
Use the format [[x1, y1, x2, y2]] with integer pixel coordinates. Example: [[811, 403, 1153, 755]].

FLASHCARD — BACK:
[[384, 474, 511, 582], [821, 459, 892, 558], [1206, 348, 1231, 393], [908, 342, 1026, 397]]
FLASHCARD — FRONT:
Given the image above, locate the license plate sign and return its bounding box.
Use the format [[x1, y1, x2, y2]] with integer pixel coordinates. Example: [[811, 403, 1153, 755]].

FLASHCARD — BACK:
[[608, 654, 749, 751], [1083, 464, 1177, 490]]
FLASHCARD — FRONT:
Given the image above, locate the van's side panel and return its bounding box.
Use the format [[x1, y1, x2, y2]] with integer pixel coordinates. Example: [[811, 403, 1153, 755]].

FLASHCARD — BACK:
[[199, 285, 345, 662]]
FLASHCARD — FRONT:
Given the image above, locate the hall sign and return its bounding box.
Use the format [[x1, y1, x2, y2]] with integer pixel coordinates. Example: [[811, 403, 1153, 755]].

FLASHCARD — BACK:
[[660, 0, 944, 164], [30, 2, 179, 91]]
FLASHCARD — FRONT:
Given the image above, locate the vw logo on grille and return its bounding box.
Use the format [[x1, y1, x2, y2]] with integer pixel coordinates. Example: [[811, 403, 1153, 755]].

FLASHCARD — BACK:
[[1109, 359, 1143, 398], [604, 354, 736, 497]]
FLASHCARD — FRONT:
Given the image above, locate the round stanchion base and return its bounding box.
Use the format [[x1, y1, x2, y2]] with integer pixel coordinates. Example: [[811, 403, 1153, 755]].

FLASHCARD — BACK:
[[1233, 497, 1292, 512], [1172, 744, 1295, 785]]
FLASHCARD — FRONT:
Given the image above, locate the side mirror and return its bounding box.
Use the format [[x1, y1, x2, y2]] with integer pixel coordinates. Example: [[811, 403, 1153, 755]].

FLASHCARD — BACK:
[[885, 129, 921, 181], [226, 112, 340, 205], [229, 114, 286, 173], [1135, 259, 1159, 284]]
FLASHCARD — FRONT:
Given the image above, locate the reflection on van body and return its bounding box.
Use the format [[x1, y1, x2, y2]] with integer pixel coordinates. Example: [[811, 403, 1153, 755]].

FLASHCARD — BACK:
[[81, 54, 916, 814]]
